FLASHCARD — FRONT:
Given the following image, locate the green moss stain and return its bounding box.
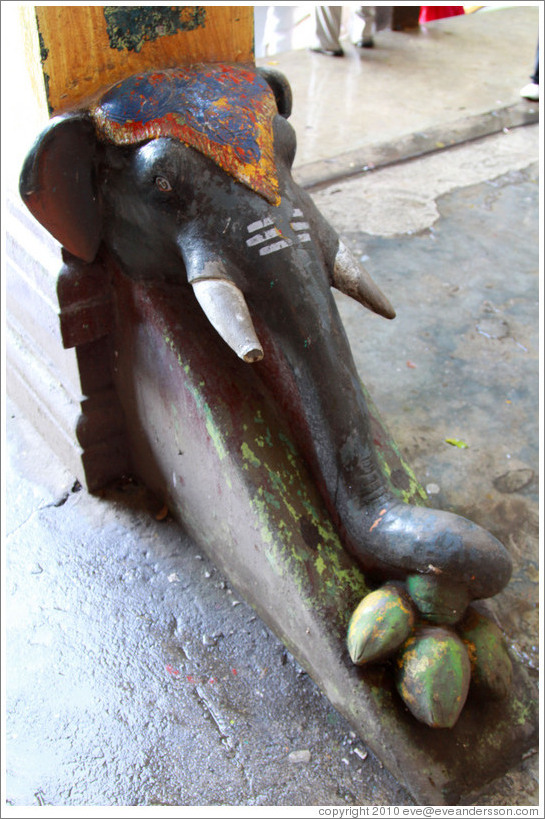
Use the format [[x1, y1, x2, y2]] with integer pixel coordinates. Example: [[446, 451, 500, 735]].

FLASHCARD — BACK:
[[241, 443, 261, 469], [204, 407, 227, 461], [255, 425, 274, 448], [510, 694, 534, 727], [104, 6, 206, 52], [240, 425, 369, 603], [259, 488, 281, 511], [374, 444, 427, 505], [361, 382, 428, 506], [164, 337, 229, 464], [278, 432, 297, 457], [315, 555, 326, 576]]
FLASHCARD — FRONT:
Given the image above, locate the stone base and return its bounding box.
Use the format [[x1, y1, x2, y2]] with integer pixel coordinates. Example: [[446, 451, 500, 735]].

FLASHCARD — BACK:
[[105, 265, 538, 805]]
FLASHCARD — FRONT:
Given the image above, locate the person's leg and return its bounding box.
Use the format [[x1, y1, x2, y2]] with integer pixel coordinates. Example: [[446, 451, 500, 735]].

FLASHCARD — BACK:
[[530, 43, 539, 85], [311, 6, 344, 56], [520, 42, 539, 100], [373, 5, 392, 33], [355, 6, 376, 48]]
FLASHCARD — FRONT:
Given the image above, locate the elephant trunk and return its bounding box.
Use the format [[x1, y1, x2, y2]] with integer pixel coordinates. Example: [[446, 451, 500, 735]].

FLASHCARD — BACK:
[[179, 204, 511, 604]]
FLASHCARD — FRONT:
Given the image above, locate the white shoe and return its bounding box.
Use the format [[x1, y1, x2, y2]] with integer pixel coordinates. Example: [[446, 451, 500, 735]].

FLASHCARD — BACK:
[[520, 82, 539, 101]]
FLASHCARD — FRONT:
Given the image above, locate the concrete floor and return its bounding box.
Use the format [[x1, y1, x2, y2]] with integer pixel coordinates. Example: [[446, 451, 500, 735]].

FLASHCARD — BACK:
[[260, 4, 539, 168], [3, 5, 541, 811]]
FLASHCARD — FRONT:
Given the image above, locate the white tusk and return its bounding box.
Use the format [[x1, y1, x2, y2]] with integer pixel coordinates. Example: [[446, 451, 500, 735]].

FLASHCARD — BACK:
[[332, 242, 396, 319], [192, 278, 264, 363]]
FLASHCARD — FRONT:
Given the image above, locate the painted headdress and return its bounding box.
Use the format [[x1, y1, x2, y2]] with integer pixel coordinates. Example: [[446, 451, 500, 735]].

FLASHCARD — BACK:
[[92, 63, 280, 205]]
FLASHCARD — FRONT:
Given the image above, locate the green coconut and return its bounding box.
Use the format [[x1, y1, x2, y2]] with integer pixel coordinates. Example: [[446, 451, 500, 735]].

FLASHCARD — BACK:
[[457, 607, 512, 699], [406, 574, 470, 625], [347, 583, 415, 666], [396, 625, 471, 728]]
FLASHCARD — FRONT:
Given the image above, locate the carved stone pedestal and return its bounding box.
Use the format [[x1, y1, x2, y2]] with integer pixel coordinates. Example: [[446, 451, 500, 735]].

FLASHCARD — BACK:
[[97, 262, 537, 805]]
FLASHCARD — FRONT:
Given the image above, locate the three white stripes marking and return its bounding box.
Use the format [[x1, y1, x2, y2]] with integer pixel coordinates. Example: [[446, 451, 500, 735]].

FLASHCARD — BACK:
[[246, 209, 311, 256]]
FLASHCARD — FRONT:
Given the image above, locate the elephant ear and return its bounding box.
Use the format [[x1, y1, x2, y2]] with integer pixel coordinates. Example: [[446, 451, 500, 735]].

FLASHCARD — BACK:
[[256, 67, 292, 119], [19, 113, 102, 263]]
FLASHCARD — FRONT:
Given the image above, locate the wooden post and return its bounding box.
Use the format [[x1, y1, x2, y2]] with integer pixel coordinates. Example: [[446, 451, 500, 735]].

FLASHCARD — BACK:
[[5, 5, 254, 488], [4, 5, 254, 187], [34, 5, 254, 114]]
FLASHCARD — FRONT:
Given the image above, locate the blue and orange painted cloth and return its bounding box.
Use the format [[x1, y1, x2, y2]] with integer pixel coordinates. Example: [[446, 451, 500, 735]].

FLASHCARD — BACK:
[[92, 64, 280, 205]]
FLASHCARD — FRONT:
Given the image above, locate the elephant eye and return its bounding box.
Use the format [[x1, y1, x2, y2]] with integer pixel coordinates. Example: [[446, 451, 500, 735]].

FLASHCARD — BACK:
[[155, 175, 172, 192]]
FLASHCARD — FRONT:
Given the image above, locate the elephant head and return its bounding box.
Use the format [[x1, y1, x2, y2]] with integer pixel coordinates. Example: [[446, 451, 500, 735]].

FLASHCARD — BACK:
[[20, 63, 511, 628]]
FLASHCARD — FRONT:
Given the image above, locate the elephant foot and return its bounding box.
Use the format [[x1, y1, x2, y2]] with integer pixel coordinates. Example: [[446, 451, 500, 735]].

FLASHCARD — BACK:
[[344, 498, 512, 622]]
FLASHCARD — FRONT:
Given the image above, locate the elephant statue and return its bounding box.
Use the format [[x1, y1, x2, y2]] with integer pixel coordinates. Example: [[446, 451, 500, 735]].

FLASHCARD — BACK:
[[19, 63, 513, 727]]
